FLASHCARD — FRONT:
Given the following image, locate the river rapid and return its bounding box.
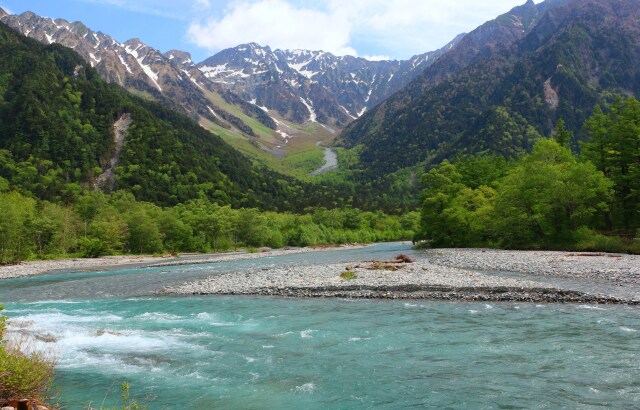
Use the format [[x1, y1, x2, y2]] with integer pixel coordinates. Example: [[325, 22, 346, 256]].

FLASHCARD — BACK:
[[1, 243, 639, 408]]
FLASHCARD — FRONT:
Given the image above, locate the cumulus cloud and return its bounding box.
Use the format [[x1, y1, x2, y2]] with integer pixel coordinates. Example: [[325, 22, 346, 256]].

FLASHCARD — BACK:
[[188, 0, 355, 55], [188, 0, 540, 58], [362, 55, 393, 62]]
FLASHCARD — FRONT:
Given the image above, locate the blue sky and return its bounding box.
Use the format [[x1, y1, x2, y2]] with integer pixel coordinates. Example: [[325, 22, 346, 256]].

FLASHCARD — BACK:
[[0, 0, 540, 62]]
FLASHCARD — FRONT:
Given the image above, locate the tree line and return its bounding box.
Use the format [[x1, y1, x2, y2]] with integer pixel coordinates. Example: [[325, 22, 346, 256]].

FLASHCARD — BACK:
[[415, 97, 640, 253], [0, 189, 418, 264]]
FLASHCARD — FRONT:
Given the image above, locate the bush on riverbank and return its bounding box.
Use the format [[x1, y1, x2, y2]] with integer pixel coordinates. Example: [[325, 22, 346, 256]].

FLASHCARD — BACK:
[[0, 306, 55, 406]]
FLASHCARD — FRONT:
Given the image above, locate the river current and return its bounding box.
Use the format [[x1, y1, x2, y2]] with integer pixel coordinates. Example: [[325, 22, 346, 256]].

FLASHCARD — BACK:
[[1, 243, 639, 408]]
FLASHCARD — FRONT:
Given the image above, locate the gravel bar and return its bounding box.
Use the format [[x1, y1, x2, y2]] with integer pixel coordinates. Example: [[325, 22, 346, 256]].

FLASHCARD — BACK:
[[425, 249, 640, 284], [162, 256, 639, 304]]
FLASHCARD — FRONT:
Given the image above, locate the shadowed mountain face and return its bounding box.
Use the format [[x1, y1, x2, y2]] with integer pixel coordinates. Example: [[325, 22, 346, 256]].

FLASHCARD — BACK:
[[337, 0, 640, 177]]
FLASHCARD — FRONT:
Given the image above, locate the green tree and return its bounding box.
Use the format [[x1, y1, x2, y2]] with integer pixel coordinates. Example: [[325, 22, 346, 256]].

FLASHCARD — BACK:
[[493, 139, 613, 247], [582, 98, 640, 230], [416, 161, 494, 246], [0, 192, 36, 262], [554, 119, 574, 148]]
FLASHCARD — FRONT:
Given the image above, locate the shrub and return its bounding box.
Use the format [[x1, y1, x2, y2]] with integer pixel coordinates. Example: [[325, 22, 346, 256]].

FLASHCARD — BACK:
[[575, 227, 623, 253], [340, 271, 357, 281], [0, 306, 55, 404]]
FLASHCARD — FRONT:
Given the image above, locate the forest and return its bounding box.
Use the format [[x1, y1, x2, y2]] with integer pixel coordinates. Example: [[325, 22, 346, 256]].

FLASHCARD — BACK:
[[415, 97, 640, 253], [0, 189, 418, 263]]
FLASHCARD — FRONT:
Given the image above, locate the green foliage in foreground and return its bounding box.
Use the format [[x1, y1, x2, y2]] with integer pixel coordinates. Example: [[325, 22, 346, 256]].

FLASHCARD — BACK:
[[0, 189, 419, 263], [0, 306, 55, 404], [416, 136, 638, 253]]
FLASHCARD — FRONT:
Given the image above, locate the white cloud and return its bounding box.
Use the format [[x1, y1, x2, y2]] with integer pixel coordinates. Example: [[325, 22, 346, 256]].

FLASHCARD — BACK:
[[188, 0, 355, 55], [188, 0, 541, 58], [362, 55, 392, 62]]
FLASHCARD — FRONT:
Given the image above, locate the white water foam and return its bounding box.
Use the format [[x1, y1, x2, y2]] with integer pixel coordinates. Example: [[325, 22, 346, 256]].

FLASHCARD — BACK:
[[135, 312, 181, 321], [300, 329, 316, 338], [294, 382, 316, 393], [577, 305, 607, 311], [620, 327, 637, 332], [7, 310, 200, 377]]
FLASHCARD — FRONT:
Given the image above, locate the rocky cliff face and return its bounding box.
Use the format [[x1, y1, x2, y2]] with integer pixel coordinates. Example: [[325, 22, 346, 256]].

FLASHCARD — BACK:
[[0, 6, 466, 143], [198, 38, 461, 126], [0, 10, 239, 128]]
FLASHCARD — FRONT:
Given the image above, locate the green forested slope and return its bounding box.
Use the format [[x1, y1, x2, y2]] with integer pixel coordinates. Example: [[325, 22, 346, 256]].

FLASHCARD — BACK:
[[338, 0, 640, 177], [0, 22, 301, 209]]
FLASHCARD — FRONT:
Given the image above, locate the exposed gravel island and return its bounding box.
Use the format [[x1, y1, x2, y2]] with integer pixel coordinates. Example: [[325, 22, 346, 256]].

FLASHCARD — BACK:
[[163, 250, 640, 304], [425, 249, 640, 285]]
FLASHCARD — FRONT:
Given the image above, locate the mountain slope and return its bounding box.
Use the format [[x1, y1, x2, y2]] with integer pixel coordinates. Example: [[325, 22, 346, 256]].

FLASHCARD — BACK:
[[0, 10, 285, 140], [0, 21, 300, 209], [198, 39, 461, 127], [338, 0, 638, 176], [0, 7, 466, 174]]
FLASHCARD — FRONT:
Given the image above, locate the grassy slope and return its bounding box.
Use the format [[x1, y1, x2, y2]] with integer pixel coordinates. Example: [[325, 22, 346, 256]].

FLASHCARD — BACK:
[[200, 89, 337, 179]]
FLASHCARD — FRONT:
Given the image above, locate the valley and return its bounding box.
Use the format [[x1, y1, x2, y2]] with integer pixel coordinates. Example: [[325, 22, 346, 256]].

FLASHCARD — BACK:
[[0, 8, 461, 179], [0, 0, 639, 408]]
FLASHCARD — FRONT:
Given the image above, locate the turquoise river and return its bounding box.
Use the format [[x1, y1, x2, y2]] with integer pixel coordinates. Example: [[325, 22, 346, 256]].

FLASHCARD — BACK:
[[1, 243, 639, 408]]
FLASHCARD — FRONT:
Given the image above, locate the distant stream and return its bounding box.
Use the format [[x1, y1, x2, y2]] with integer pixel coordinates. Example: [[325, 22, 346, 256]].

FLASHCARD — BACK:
[[311, 146, 338, 175]]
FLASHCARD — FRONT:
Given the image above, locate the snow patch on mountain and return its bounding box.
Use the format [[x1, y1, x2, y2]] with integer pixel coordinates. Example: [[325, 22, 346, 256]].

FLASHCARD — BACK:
[[207, 106, 220, 119], [89, 52, 101, 67], [299, 97, 317, 122], [117, 54, 133, 74], [200, 63, 229, 77], [182, 69, 205, 90], [249, 99, 269, 113], [125, 44, 162, 91]]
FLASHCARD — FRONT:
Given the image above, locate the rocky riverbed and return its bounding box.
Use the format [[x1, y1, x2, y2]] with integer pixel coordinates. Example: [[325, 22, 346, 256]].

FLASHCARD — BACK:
[[425, 249, 640, 285], [0, 255, 166, 280], [162, 251, 640, 304], [0, 245, 367, 280]]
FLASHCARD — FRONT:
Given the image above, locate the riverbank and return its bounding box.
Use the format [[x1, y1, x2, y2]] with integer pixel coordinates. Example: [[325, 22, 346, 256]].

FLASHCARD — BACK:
[[0, 255, 167, 280], [425, 248, 640, 285], [162, 250, 640, 304], [0, 244, 370, 280]]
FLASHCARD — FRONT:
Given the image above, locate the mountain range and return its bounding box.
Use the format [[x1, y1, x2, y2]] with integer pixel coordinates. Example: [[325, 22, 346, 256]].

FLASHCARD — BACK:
[[0, 19, 349, 210], [339, 0, 640, 176], [2, 0, 640, 210], [0, 7, 462, 159], [198, 38, 461, 127]]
